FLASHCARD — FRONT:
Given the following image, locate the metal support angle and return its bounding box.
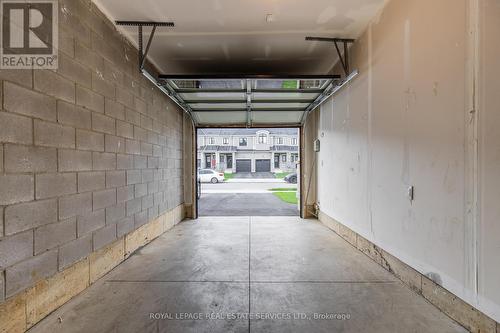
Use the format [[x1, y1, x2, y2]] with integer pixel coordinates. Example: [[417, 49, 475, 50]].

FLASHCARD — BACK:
[[116, 21, 175, 72], [305, 36, 355, 77], [115, 21, 197, 126]]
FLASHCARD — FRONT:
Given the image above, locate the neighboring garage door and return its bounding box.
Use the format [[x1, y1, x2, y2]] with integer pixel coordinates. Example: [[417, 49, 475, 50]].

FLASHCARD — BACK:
[[236, 159, 251, 172], [255, 159, 271, 172]]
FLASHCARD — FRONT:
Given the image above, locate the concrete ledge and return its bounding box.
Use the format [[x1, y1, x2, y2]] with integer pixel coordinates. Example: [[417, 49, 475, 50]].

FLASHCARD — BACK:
[[318, 210, 499, 333], [0, 204, 185, 333], [89, 239, 124, 284], [0, 292, 26, 333]]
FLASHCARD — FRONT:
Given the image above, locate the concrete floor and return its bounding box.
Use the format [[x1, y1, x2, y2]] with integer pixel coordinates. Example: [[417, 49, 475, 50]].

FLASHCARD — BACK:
[[29, 217, 466, 333], [198, 193, 299, 216]]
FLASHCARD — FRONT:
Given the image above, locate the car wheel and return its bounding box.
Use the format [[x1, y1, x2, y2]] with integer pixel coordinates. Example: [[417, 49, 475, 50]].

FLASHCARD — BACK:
[[211, 177, 218, 184], [291, 176, 297, 184]]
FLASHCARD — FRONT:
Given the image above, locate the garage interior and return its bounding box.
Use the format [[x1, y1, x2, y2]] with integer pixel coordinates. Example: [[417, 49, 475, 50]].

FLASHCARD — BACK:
[[1, 0, 500, 332]]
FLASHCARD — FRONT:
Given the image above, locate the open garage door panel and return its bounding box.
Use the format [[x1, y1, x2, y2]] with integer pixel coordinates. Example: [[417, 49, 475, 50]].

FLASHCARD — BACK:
[[158, 75, 341, 127]]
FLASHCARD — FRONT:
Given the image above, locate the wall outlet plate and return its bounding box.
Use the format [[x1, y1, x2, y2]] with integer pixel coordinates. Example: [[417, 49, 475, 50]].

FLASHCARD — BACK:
[[407, 186, 415, 201], [313, 139, 320, 152]]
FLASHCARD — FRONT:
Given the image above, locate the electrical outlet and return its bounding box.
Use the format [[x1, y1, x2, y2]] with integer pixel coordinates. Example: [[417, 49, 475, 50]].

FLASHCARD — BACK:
[[407, 186, 414, 201], [313, 139, 320, 152]]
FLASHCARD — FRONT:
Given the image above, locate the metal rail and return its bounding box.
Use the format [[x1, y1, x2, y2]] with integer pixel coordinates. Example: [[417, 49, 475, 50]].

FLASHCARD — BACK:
[[305, 37, 355, 76]]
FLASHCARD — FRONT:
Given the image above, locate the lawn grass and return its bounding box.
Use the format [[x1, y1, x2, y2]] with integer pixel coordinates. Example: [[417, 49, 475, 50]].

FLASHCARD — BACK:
[[273, 191, 298, 205], [269, 187, 297, 192], [273, 172, 291, 179], [224, 173, 235, 180]]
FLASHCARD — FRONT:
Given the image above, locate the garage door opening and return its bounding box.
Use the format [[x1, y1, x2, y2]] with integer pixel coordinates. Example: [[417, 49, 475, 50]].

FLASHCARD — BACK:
[[196, 128, 300, 216]]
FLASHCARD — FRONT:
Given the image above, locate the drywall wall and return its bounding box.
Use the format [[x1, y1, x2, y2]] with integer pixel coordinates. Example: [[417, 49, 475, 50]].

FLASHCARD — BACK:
[[183, 113, 195, 218], [302, 110, 319, 218], [0, 0, 184, 303], [478, 0, 500, 320], [316, 0, 500, 322]]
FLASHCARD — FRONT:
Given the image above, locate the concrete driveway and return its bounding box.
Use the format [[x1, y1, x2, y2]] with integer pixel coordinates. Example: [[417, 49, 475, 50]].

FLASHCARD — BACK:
[[199, 193, 299, 216]]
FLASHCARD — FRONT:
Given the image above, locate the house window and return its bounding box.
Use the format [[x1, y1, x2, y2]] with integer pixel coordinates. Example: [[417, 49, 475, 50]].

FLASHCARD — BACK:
[[239, 138, 247, 146], [291, 154, 298, 162], [282, 154, 287, 162], [208, 137, 215, 145], [258, 133, 267, 144], [276, 137, 284, 145], [223, 137, 229, 145], [291, 138, 298, 145]]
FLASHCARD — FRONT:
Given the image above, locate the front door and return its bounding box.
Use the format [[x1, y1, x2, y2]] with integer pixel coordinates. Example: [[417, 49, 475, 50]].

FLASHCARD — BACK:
[[205, 154, 212, 169], [274, 154, 280, 168]]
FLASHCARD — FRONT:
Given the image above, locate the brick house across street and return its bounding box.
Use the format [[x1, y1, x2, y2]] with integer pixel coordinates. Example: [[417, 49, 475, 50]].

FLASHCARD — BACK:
[[197, 128, 299, 173]]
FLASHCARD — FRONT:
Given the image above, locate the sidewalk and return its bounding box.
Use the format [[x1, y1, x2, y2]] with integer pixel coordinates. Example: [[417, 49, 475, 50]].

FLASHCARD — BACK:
[[202, 189, 270, 193], [225, 178, 285, 183]]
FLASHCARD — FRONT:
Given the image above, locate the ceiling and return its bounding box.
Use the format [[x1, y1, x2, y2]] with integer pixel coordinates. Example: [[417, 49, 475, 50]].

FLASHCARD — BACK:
[[93, 0, 387, 75]]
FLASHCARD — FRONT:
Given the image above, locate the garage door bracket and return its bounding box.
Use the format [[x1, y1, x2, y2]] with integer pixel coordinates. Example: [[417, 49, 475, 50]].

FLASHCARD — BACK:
[[114, 21, 197, 126], [116, 21, 174, 72], [305, 37, 355, 77]]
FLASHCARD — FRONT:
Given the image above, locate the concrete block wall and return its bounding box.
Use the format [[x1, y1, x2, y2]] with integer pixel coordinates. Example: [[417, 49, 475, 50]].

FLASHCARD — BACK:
[[0, 0, 184, 304]]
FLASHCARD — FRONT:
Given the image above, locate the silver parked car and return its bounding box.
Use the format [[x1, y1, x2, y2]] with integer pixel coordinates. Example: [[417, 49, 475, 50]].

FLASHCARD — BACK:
[[197, 169, 225, 183]]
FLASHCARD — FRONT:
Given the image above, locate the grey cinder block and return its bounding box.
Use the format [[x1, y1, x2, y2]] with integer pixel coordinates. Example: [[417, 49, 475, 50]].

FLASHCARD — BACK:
[[76, 129, 105, 152], [59, 192, 93, 220], [0, 174, 34, 205], [0, 112, 33, 145], [34, 218, 77, 255], [58, 234, 92, 270], [36, 173, 77, 199], [35, 120, 75, 149], [92, 224, 117, 251], [4, 81, 56, 121], [4, 144, 57, 173], [92, 152, 116, 171], [77, 209, 105, 236], [78, 171, 106, 193], [0, 230, 33, 269], [59, 149, 92, 172], [5, 199, 57, 236], [5, 250, 57, 297], [93, 188, 116, 211], [57, 100, 92, 129]]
